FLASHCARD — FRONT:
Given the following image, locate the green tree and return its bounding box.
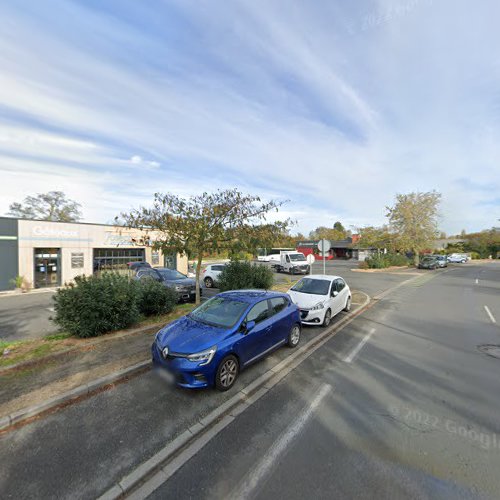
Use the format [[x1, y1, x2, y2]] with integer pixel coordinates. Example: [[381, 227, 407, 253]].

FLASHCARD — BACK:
[[119, 189, 288, 304], [386, 191, 441, 265], [356, 225, 393, 251], [7, 191, 82, 222], [333, 221, 346, 235], [309, 226, 345, 241]]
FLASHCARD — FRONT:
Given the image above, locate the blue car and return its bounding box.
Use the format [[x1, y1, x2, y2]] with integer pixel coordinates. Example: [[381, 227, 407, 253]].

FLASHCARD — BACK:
[[152, 290, 302, 391]]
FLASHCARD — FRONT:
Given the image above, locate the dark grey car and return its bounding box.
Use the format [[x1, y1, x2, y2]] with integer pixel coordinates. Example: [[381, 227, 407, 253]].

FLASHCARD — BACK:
[[135, 267, 201, 302]]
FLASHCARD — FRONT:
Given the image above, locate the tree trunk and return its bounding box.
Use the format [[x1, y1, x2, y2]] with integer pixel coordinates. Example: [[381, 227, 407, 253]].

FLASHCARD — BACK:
[[195, 253, 203, 305], [414, 248, 420, 266]]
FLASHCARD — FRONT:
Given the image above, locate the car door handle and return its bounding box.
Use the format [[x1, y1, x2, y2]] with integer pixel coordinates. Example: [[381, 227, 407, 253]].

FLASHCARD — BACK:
[[264, 326, 272, 334]]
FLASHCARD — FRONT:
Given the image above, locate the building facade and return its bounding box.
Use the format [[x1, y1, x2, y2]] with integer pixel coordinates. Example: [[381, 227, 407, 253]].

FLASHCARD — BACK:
[[0, 217, 187, 291]]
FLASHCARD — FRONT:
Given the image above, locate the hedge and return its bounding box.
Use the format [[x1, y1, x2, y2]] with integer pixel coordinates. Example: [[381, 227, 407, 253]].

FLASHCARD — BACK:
[[53, 273, 178, 338], [218, 260, 274, 291]]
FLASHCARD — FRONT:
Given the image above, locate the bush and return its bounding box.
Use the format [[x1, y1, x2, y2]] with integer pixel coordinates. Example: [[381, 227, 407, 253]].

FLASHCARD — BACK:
[[470, 251, 480, 260], [364, 253, 409, 269], [137, 278, 178, 316], [218, 260, 274, 291], [53, 273, 141, 338]]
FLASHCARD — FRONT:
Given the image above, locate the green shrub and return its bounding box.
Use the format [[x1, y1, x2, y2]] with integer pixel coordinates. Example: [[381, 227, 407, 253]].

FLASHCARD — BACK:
[[53, 273, 141, 338], [364, 253, 409, 269], [9, 275, 24, 289], [470, 251, 480, 260], [386, 253, 410, 266], [137, 278, 178, 316], [218, 260, 274, 291]]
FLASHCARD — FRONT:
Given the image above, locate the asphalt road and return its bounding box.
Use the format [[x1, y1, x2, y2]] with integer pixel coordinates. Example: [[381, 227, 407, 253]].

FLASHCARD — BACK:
[[1, 262, 499, 499], [0, 290, 57, 341], [149, 261, 500, 500]]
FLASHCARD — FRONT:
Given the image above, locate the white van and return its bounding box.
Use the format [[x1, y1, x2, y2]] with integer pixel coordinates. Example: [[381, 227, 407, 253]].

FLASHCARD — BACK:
[[271, 251, 310, 274]]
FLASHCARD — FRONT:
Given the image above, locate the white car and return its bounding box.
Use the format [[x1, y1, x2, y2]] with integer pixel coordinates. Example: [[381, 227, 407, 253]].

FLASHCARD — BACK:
[[288, 275, 351, 327], [202, 263, 227, 288]]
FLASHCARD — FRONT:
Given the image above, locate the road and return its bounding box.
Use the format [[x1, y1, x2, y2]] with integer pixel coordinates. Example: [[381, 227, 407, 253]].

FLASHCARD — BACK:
[[0, 261, 498, 499], [149, 261, 500, 500]]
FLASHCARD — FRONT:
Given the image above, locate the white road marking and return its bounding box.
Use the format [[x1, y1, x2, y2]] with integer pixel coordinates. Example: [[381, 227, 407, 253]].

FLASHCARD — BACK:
[[484, 306, 497, 324], [228, 384, 332, 500], [344, 328, 376, 363], [475, 278, 479, 284]]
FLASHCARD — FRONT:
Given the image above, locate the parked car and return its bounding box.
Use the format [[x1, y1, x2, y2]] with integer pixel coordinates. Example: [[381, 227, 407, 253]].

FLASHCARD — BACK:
[[447, 253, 468, 263], [127, 261, 151, 271], [288, 275, 351, 327], [418, 256, 440, 269], [432, 255, 448, 268], [202, 263, 227, 288], [152, 290, 301, 390], [272, 251, 310, 274], [135, 267, 201, 302]]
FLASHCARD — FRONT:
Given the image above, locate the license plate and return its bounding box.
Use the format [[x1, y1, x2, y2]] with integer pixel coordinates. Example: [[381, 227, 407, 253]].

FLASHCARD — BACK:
[[154, 367, 175, 384]]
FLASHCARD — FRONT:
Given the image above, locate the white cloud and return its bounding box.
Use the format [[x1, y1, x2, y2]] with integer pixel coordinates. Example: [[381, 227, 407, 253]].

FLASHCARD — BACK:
[[0, 0, 499, 234]]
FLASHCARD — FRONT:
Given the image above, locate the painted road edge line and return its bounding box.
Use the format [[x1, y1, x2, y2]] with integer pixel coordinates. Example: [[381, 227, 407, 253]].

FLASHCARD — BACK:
[[98, 292, 372, 500], [484, 305, 497, 324], [344, 328, 376, 363]]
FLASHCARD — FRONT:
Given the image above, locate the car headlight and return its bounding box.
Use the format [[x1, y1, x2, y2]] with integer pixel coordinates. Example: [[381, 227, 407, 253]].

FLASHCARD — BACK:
[[310, 302, 325, 311], [187, 346, 217, 366]]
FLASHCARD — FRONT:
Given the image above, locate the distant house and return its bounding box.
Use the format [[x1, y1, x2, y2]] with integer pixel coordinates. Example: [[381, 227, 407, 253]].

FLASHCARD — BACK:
[[296, 235, 375, 261]]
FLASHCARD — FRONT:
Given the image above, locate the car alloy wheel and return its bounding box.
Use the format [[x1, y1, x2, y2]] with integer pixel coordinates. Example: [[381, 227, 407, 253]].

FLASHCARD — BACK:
[[216, 355, 239, 391], [204, 277, 213, 288], [288, 324, 301, 348], [323, 309, 332, 327], [344, 297, 351, 312]]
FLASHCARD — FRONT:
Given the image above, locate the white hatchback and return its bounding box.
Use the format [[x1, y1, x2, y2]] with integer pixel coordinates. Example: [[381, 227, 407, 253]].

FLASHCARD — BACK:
[[288, 275, 351, 327], [202, 263, 227, 288]]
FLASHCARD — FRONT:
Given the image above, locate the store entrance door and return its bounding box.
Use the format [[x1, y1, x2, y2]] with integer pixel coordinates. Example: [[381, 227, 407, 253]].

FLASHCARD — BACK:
[[34, 248, 61, 288]]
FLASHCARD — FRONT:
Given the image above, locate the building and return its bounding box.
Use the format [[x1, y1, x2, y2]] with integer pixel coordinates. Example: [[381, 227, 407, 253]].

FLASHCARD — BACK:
[[0, 217, 188, 291], [296, 235, 374, 261]]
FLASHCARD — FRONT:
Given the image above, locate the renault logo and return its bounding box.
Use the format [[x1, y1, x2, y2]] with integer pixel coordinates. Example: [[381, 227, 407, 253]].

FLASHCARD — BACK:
[[162, 346, 169, 358]]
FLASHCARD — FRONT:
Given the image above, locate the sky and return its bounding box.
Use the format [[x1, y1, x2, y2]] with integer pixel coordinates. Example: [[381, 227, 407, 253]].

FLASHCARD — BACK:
[[0, 0, 499, 235]]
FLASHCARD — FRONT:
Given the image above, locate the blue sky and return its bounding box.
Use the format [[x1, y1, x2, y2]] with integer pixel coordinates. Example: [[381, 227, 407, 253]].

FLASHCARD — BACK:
[[0, 0, 499, 234]]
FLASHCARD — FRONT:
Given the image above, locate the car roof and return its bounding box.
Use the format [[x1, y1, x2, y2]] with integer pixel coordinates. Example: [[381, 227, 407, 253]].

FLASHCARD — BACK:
[[217, 290, 286, 303], [297, 274, 341, 281]]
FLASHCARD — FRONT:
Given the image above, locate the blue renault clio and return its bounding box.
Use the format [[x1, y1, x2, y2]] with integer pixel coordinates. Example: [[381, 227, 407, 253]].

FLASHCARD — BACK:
[[152, 290, 301, 391]]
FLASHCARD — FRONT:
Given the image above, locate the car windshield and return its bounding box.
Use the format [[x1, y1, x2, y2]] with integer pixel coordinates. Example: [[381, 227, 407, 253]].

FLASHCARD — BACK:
[[291, 278, 330, 295], [289, 254, 306, 261], [188, 297, 248, 328], [156, 269, 187, 280]]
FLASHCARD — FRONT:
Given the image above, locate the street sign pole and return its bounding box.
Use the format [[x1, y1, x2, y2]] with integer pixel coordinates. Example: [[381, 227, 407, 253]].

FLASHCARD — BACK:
[[317, 239, 331, 275]]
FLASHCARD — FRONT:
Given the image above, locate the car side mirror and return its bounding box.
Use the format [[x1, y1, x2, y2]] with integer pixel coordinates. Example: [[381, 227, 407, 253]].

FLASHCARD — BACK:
[[245, 320, 256, 333], [332, 290, 338, 297]]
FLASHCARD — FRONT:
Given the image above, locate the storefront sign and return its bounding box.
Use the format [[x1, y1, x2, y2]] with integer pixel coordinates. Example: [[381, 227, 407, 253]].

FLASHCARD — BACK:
[[32, 226, 79, 238]]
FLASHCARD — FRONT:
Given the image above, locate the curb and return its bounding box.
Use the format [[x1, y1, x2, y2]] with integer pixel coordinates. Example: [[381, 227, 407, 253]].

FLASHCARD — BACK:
[[98, 292, 372, 500], [0, 360, 150, 432]]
